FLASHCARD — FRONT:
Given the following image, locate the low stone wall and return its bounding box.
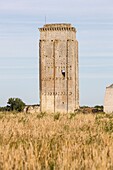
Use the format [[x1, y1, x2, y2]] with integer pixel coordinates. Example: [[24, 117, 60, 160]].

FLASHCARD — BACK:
[[24, 105, 40, 114]]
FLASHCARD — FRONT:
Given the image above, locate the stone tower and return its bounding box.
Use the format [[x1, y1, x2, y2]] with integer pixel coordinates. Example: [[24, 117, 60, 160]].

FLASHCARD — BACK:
[[104, 84, 113, 113], [39, 23, 79, 113]]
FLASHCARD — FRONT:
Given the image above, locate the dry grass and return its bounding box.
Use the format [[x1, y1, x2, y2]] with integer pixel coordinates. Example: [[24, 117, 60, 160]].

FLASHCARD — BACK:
[[0, 112, 113, 169]]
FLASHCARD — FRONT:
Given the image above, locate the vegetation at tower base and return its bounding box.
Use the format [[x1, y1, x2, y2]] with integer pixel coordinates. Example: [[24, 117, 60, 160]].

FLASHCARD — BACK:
[[0, 98, 25, 112], [80, 105, 104, 114], [0, 112, 113, 169]]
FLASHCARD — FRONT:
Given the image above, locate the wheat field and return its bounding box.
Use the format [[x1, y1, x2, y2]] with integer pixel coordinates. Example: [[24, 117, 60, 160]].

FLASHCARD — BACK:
[[0, 112, 113, 169]]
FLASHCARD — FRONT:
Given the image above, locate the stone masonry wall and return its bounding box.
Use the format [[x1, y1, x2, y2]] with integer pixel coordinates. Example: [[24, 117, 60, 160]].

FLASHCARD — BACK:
[[104, 85, 113, 113], [24, 105, 40, 114], [39, 24, 79, 113]]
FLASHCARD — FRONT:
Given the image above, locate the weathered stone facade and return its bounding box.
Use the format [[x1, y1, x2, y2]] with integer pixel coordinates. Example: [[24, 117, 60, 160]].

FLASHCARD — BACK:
[[104, 84, 113, 113], [39, 24, 79, 113], [24, 105, 40, 114]]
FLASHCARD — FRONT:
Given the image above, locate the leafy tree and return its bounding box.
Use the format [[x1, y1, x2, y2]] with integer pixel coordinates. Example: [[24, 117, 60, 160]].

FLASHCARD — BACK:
[[7, 98, 25, 112]]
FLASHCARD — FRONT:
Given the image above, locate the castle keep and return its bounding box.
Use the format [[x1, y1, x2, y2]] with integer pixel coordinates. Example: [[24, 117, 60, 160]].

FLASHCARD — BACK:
[[104, 84, 113, 113], [39, 24, 79, 113]]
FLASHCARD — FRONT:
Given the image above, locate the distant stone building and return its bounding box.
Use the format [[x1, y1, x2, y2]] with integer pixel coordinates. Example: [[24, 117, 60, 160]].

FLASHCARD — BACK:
[[104, 84, 113, 113], [24, 105, 40, 113], [39, 23, 79, 113]]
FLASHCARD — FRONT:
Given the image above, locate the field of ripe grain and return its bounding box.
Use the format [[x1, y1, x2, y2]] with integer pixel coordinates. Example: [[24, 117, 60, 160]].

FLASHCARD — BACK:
[[0, 112, 113, 169]]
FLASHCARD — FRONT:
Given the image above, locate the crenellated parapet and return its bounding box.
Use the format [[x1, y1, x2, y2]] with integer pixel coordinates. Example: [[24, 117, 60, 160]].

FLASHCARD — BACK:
[[39, 23, 76, 32], [39, 23, 77, 40]]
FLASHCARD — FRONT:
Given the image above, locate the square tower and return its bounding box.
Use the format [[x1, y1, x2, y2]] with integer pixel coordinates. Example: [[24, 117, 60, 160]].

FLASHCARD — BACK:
[[104, 84, 113, 113], [39, 23, 79, 113]]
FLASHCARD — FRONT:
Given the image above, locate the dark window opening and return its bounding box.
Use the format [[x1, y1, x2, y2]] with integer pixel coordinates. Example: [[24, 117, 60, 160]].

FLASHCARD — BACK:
[[61, 70, 65, 77]]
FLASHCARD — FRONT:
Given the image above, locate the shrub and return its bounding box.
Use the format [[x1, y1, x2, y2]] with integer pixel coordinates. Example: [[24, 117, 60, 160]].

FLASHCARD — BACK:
[[54, 112, 60, 120], [94, 105, 103, 112], [7, 98, 25, 112], [0, 106, 10, 112], [37, 112, 46, 119]]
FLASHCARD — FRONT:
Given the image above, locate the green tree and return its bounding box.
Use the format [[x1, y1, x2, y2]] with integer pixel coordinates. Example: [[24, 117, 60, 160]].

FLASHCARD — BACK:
[[7, 98, 25, 112]]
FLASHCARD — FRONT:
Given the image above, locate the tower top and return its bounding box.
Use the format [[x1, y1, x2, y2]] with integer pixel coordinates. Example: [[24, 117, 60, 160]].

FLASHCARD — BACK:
[[106, 84, 113, 88], [44, 23, 71, 27], [39, 23, 76, 32]]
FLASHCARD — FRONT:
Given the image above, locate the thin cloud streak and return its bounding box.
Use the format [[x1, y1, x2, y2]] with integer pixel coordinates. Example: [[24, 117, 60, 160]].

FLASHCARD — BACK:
[[0, 66, 37, 69], [80, 64, 113, 68], [0, 75, 38, 80], [80, 75, 113, 79], [0, 0, 113, 18]]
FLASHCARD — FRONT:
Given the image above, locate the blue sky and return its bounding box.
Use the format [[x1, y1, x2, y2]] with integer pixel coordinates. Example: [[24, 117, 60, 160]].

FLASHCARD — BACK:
[[0, 0, 113, 106]]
